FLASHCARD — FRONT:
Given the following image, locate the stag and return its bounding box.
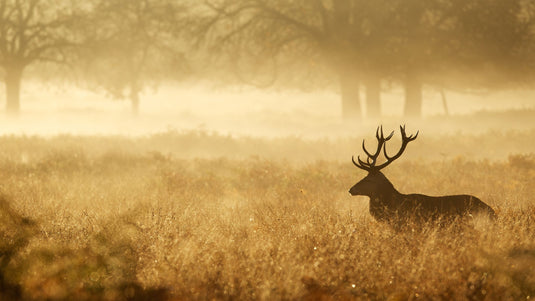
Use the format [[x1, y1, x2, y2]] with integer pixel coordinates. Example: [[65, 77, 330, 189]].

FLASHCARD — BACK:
[[349, 126, 495, 223]]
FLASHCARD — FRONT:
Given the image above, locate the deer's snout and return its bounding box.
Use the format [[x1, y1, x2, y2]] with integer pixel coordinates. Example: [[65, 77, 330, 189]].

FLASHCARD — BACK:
[[349, 185, 359, 196]]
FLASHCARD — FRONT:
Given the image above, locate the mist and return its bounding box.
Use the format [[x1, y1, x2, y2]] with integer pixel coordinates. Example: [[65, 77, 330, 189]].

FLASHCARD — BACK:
[[1, 1, 535, 300], [2, 82, 535, 138], [1, 0, 535, 139]]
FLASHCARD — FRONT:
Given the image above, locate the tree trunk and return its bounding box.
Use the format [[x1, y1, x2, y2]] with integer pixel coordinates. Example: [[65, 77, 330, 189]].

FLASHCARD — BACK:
[[333, 0, 351, 27], [5, 67, 23, 115], [365, 76, 381, 119], [404, 71, 422, 118], [130, 91, 140, 116], [339, 68, 361, 120], [440, 89, 449, 116]]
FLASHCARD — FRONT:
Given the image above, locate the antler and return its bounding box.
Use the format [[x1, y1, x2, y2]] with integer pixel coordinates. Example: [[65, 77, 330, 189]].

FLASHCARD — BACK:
[[352, 126, 394, 171], [352, 125, 418, 172]]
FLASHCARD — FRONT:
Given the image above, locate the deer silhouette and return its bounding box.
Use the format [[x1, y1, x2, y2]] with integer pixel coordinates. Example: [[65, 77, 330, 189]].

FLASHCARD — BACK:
[[349, 126, 496, 223]]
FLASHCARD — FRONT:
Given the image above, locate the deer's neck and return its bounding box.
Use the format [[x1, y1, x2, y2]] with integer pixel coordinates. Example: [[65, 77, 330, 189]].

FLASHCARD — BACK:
[[363, 173, 404, 221], [370, 184, 402, 208]]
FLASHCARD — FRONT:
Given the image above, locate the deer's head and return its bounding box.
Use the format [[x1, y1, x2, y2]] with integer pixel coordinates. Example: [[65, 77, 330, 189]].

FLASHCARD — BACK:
[[349, 125, 418, 197]]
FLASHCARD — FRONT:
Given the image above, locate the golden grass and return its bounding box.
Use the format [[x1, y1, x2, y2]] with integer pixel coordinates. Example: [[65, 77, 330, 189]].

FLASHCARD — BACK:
[[0, 132, 534, 300]]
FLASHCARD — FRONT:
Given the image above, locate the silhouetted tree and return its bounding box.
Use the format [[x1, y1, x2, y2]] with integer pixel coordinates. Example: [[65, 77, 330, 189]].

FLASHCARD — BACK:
[[377, 0, 460, 118], [385, 0, 533, 117], [79, 0, 189, 115], [454, 0, 534, 88], [0, 0, 78, 115], [200, 0, 384, 120], [199, 0, 534, 119]]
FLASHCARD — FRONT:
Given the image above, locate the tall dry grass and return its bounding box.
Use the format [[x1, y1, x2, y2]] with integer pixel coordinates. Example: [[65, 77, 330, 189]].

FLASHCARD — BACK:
[[0, 133, 533, 300]]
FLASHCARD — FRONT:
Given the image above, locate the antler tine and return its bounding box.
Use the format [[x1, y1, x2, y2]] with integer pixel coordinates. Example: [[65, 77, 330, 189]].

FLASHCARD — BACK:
[[400, 124, 418, 141], [352, 156, 359, 167], [362, 140, 374, 158], [362, 126, 385, 162], [376, 126, 394, 140], [385, 130, 395, 140], [377, 125, 419, 170], [408, 130, 419, 141], [371, 126, 388, 166], [358, 156, 371, 168], [376, 125, 382, 139], [352, 155, 371, 171]]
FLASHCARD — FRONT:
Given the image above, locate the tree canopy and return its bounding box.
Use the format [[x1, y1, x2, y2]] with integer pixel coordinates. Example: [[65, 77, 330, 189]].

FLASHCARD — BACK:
[[0, 0, 79, 114]]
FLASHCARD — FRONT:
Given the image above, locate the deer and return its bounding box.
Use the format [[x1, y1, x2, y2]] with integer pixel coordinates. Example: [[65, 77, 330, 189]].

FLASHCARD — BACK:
[[349, 125, 496, 224]]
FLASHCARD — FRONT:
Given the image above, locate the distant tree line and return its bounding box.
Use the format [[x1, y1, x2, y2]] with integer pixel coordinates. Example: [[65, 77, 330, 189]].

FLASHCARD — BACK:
[[0, 0, 534, 119]]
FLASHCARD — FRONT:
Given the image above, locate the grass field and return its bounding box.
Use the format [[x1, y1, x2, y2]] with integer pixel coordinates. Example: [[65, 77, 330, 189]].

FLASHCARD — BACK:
[[0, 131, 534, 300]]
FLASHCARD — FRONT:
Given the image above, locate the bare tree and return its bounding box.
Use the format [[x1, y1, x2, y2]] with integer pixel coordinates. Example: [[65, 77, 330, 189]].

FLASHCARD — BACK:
[[383, 0, 533, 118], [78, 0, 189, 115], [200, 0, 384, 120], [197, 0, 534, 120], [0, 0, 78, 115]]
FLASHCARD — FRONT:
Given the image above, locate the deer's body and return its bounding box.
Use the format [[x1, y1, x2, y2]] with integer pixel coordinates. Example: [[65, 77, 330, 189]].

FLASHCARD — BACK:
[[382, 194, 494, 218], [350, 126, 495, 223]]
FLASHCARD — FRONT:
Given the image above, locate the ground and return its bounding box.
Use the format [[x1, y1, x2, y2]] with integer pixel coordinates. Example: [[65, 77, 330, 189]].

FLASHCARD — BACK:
[[0, 131, 534, 300]]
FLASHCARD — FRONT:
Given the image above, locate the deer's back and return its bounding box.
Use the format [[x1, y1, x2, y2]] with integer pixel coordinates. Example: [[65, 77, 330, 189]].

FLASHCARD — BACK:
[[396, 193, 495, 218]]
